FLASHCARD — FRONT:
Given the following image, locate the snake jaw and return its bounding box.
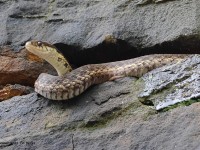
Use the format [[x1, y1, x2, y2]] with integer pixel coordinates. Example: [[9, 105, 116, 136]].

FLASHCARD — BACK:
[[25, 41, 50, 56]]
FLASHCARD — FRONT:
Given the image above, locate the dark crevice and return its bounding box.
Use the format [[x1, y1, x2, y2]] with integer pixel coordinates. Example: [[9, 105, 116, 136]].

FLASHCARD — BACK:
[[45, 19, 64, 23], [54, 39, 136, 67], [54, 36, 200, 67], [71, 134, 75, 150], [9, 14, 23, 19], [142, 35, 200, 55]]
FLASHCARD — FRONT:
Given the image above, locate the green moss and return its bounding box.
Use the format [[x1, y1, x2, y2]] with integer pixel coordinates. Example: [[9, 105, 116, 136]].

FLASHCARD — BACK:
[[63, 122, 81, 132], [159, 98, 200, 112], [46, 0, 56, 18], [49, 0, 55, 3], [79, 100, 155, 131], [140, 75, 191, 104], [141, 107, 157, 121], [79, 107, 124, 130], [79, 78, 145, 131], [139, 74, 193, 111], [66, 78, 157, 131]]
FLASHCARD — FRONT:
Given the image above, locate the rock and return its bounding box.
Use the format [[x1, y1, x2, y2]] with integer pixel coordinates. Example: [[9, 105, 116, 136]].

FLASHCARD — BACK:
[[0, 84, 33, 102], [0, 0, 199, 65], [1, 0, 200, 149], [0, 47, 56, 86], [137, 0, 172, 5], [0, 46, 57, 100], [139, 55, 200, 110], [1, 73, 200, 149]]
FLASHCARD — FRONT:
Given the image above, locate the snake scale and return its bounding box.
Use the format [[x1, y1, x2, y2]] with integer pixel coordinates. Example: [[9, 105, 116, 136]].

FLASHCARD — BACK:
[[25, 41, 189, 100]]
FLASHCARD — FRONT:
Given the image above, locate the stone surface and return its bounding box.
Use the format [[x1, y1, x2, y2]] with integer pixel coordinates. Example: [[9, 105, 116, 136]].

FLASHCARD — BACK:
[[1, 74, 200, 150], [1, 0, 200, 149], [139, 54, 200, 110], [0, 0, 200, 65], [137, 0, 173, 5], [0, 84, 33, 102], [0, 47, 56, 86]]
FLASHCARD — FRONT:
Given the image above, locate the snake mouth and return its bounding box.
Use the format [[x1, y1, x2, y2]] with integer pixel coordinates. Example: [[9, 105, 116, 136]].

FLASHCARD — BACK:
[[25, 41, 31, 47], [25, 41, 39, 55], [25, 41, 33, 51], [26, 41, 51, 54], [25, 41, 46, 54]]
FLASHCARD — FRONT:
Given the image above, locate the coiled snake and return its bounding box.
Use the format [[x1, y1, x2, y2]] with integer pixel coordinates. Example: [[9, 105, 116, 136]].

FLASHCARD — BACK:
[[25, 41, 189, 100]]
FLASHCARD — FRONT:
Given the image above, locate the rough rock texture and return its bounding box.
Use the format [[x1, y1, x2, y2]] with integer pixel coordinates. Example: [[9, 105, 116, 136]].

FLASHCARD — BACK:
[[1, 0, 198, 49], [0, 84, 33, 102], [139, 54, 200, 110], [1, 55, 200, 150], [137, 0, 174, 5], [0, 0, 200, 65], [0, 47, 56, 86], [1, 0, 200, 149]]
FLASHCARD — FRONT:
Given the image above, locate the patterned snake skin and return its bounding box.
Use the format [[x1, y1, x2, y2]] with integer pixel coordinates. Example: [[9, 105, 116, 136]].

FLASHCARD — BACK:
[[25, 41, 189, 100]]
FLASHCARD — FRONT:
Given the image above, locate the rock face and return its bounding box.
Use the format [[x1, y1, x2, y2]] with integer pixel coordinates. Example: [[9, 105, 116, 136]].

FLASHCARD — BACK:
[[0, 47, 56, 101], [140, 55, 200, 110], [1, 0, 198, 49], [1, 55, 200, 150], [1, 0, 200, 150], [0, 84, 33, 102], [0, 47, 56, 86], [0, 0, 199, 65]]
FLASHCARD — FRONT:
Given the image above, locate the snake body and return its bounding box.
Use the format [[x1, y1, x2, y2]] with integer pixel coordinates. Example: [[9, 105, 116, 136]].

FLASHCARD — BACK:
[[25, 41, 188, 100]]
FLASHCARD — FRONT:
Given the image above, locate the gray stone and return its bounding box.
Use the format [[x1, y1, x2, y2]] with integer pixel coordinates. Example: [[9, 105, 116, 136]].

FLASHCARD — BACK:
[[139, 55, 200, 110], [1, 72, 200, 149], [137, 0, 173, 5], [0, 77, 141, 149], [1, 0, 200, 149], [1, 0, 200, 53]]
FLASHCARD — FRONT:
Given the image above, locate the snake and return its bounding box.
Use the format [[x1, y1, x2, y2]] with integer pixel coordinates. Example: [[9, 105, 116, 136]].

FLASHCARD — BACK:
[[25, 40, 189, 100]]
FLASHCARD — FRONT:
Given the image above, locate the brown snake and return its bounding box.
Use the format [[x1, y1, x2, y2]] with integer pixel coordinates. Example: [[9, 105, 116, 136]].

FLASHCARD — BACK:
[[25, 41, 189, 100]]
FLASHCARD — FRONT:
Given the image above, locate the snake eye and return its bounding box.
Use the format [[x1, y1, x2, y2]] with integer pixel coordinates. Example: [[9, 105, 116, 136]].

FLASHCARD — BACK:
[[37, 41, 42, 47]]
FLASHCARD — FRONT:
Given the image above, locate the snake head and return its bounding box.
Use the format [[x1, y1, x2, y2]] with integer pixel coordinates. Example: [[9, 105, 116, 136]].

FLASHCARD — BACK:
[[25, 40, 72, 76], [25, 40, 57, 56]]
